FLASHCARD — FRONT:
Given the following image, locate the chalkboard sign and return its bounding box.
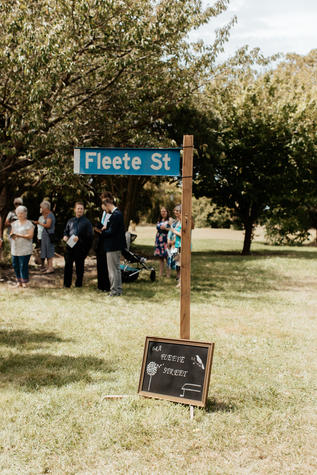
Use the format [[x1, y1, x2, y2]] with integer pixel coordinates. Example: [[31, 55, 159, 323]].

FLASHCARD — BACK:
[[138, 337, 215, 407]]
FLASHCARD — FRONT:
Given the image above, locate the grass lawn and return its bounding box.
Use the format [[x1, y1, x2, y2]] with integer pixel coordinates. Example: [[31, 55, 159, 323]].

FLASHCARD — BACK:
[[0, 227, 316, 474]]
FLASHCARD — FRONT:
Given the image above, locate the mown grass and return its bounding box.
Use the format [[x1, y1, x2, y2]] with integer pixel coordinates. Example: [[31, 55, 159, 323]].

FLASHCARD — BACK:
[[0, 227, 316, 474]]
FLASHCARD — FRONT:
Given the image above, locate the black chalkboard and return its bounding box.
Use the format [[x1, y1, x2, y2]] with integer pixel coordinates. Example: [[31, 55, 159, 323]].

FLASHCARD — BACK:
[[138, 337, 214, 407]]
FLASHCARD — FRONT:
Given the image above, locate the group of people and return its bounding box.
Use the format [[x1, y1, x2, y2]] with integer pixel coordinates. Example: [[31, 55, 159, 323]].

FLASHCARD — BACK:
[[0, 193, 126, 296], [0, 195, 190, 291], [154, 204, 185, 287]]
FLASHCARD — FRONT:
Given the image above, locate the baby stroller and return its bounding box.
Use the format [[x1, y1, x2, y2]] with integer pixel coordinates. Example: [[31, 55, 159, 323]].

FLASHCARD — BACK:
[[120, 232, 156, 283]]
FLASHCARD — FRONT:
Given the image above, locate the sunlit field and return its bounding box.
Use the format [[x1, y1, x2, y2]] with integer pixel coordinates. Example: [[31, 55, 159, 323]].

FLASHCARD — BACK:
[[0, 227, 316, 474]]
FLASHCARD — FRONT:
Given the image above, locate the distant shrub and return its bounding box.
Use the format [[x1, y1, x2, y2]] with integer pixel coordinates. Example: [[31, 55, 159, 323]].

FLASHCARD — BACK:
[[264, 209, 311, 246], [192, 197, 232, 228]]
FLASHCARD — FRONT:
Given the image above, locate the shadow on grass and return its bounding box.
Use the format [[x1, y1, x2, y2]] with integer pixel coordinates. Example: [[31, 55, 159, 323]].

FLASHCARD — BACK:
[[205, 398, 237, 413], [133, 242, 317, 260], [0, 329, 68, 349], [0, 329, 113, 390], [0, 352, 114, 390], [190, 250, 317, 297], [192, 248, 317, 260]]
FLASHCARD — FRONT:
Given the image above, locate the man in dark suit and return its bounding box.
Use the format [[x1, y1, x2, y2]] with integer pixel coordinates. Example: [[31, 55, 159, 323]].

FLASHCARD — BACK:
[[63, 202, 93, 288], [94, 191, 113, 292], [101, 197, 126, 296]]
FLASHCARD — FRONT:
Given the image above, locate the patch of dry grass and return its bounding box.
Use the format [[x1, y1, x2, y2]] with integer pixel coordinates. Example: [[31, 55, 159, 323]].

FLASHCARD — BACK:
[[0, 227, 316, 474]]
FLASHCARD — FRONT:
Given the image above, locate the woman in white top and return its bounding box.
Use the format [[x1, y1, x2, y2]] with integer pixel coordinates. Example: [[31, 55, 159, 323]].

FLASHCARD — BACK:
[[10, 205, 34, 288]]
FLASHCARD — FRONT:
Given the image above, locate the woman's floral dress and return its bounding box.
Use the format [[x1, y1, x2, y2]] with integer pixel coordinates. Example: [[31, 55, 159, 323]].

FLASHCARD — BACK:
[[154, 220, 170, 258]]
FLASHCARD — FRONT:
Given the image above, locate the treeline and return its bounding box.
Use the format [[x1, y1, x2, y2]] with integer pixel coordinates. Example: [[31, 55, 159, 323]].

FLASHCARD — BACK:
[[0, 1, 316, 254]]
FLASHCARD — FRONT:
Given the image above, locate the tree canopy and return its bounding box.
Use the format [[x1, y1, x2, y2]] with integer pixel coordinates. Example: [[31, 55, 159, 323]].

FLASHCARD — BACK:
[[193, 49, 317, 253], [0, 0, 232, 224]]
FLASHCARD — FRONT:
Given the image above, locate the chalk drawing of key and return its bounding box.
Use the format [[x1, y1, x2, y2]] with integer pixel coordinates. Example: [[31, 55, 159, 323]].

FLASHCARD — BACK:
[[146, 362, 160, 391], [180, 383, 202, 398]]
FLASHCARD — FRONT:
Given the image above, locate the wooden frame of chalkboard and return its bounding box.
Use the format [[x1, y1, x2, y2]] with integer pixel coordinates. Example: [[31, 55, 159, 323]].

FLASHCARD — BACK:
[[138, 337, 215, 407]]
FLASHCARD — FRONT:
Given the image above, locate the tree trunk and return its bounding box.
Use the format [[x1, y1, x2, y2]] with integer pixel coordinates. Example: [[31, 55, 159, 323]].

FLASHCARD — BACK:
[[242, 219, 254, 255], [122, 177, 139, 231]]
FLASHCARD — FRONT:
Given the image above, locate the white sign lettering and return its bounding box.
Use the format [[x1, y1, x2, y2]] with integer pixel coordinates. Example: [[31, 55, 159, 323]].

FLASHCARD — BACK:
[[150, 152, 171, 171], [76, 148, 180, 176]]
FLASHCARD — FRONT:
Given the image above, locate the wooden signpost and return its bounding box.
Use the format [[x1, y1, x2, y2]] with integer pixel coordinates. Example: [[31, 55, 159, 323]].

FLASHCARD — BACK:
[[74, 136, 215, 409], [180, 135, 194, 340]]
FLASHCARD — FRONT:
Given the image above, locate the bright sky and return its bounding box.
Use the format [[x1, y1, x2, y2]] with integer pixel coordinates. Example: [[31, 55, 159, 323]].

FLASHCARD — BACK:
[[190, 0, 317, 60]]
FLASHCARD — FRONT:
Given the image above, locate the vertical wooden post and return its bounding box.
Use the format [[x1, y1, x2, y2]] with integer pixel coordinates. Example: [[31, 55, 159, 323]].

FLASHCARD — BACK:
[[180, 135, 194, 340]]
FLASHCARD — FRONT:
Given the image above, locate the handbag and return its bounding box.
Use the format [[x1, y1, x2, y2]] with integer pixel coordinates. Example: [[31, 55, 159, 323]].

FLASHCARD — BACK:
[[45, 228, 57, 244], [48, 233, 57, 244]]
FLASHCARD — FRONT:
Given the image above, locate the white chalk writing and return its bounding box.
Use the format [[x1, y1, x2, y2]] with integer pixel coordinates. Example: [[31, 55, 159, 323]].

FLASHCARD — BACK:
[[160, 354, 185, 363], [163, 367, 188, 377]]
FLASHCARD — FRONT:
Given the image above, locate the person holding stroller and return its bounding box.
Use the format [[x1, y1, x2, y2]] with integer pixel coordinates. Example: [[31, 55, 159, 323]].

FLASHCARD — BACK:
[[63, 202, 93, 288]]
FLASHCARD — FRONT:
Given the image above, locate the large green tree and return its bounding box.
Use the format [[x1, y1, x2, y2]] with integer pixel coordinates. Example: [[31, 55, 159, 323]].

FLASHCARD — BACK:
[[0, 0, 233, 225], [193, 49, 317, 254]]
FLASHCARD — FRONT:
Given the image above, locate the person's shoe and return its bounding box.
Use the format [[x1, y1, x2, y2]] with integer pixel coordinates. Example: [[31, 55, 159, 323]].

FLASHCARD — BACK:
[[12, 282, 22, 287]]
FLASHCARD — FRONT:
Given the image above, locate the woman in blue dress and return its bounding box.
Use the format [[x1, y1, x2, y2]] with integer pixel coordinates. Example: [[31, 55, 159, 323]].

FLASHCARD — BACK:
[[34, 200, 56, 274], [154, 207, 170, 277]]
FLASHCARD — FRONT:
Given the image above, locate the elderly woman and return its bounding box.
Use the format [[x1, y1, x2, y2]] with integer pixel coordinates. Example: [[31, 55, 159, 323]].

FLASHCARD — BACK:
[[34, 200, 55, 273], [10, 205, 34, 288]]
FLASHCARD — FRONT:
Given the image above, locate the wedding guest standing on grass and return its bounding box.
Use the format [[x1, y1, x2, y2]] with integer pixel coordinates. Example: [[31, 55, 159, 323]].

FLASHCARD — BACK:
[[94, 191, 113, 293], [10, 205, 34, 288], [154, 206, 170, 278], [33, 200, 55, 274], [63, 202, 93, 288], [169, 205, 182, 287], [168, 204, 194, 288], [101, 196, 126, 297]]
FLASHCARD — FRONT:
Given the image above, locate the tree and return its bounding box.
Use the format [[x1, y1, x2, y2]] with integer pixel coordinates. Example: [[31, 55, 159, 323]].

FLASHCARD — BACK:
[[0, 0, 233, 226], [193, 49, 317, 254]]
